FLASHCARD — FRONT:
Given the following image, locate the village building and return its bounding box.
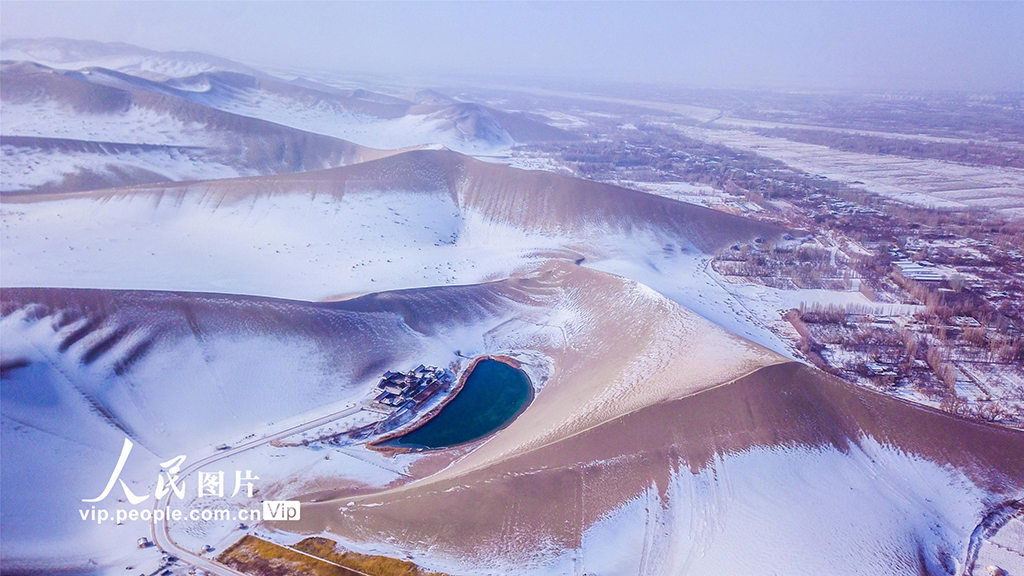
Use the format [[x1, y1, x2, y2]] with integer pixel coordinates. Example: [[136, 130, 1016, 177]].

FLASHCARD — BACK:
[[370, 365, 455, 414]]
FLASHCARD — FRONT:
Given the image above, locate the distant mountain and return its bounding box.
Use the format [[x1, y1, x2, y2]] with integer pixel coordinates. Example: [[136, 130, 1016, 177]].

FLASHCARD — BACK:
[[0, 61, 399, 193], [0, 36, 266, 80], [414, 88, 458, 105], [2, 39, 580, 193]]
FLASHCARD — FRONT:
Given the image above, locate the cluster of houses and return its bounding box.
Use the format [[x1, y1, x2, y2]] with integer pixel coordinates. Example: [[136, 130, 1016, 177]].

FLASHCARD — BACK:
[[369, 365, 455, 414]]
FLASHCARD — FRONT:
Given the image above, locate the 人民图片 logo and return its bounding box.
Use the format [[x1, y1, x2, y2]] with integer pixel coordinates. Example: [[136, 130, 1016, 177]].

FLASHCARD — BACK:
[[78, 438, 267, 525], [82, 438, 259, 504]]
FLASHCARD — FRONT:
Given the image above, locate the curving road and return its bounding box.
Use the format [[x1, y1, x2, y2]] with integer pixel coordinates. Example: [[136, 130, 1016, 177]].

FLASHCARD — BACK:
[[149, 403, 363, 576]]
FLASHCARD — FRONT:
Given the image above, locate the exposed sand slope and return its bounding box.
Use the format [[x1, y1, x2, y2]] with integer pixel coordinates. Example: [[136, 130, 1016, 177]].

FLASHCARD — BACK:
[[350, 261, 783, 469], [299, 360, 1024, 575]]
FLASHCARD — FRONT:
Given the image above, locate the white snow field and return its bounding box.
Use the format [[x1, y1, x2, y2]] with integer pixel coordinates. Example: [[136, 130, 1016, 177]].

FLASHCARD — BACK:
[[696, 127, 1024, 219], [1, 186, 547, 299], [1, 99, 219, 147]]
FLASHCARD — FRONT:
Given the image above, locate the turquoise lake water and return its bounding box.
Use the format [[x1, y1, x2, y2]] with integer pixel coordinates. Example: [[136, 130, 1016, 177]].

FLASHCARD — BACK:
[[384, 359, 532, 450]]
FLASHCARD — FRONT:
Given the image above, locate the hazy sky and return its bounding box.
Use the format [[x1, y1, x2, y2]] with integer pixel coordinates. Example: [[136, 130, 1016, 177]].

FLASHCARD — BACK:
[[2, 1, 1022, 91]]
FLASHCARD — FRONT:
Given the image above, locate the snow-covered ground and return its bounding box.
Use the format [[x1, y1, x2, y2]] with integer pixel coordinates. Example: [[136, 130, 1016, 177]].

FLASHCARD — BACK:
[[489, 150, 568, 174], [694, 127, 1024, 218], [2, 168, 895, 365], [622, 180, 728, 208], [0, 276, 564, 571], [1, 184, 810, 356]]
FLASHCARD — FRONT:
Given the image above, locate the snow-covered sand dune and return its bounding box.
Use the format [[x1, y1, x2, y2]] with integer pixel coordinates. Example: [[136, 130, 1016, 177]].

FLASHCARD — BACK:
[[0, 270, 543, 566], [301, 360, 1024, 576], [2, 148, 805, 356], [1, 149, 788, 295], [1, 37, 267, 81], [161, 70, 576, 154], [6, 259, 1021, 575], [1, 40, 578, 191], [0, 61, 401, 193], [1, 135, 248, 194], [1, 258, 778, 570]]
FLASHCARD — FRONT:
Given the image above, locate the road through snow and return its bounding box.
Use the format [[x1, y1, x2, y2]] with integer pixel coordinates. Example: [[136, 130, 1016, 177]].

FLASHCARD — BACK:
[[150, 404, 362, 576]]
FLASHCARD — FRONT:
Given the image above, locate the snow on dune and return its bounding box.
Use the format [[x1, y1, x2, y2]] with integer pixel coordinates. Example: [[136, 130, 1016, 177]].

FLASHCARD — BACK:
[[388, 441, 993, 575], [2, 99, 217, 147], [580, 439, 986, 576], [0, 257, 783, 571], [203, 87, 514, 154], [6, 145, 1020, 575], [1, 38, 578, 173], [1, 189, 557, 299], [1, 139, 247, 193], [1, 306, 164, 564], [1, 61, 403, 194], [1, 37, 265, 81], [0, 150, 782, 291], [587, 254, 794, 353], [0, 55, 527, 159], [0, 150, 800, 355], [149, 72, 572, 155], [0, 274, 563, 567], [1, 178, 800, 361]]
